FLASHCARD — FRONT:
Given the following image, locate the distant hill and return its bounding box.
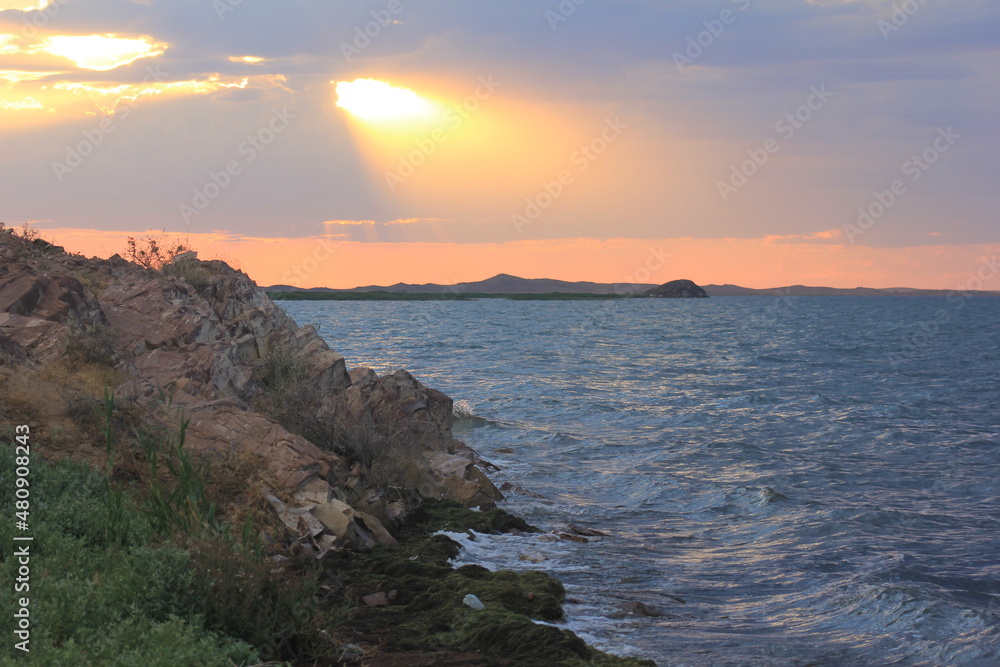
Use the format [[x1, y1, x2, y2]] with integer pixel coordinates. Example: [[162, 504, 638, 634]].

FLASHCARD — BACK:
[[646, 279, 709, 298], [268, 273, 656, 295], [266, 275, 1000, 298]]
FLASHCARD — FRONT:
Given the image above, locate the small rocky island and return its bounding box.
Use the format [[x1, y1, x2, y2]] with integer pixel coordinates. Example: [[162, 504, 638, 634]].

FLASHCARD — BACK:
[[0, 227, 653, 665], [645, 279, 710, 298]]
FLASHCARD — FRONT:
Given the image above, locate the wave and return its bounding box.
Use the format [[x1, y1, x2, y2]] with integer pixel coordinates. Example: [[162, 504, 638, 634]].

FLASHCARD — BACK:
[[452, 399, 500, 427], [820, 561, 1000, 664]]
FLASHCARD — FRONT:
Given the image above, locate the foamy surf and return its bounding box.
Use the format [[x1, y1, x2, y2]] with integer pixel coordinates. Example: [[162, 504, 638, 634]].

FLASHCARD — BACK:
[[434, 529, 654, 661]]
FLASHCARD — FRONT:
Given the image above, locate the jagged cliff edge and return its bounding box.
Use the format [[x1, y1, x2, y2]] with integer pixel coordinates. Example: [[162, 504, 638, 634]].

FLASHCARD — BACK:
[[0, 230, 503, 553]]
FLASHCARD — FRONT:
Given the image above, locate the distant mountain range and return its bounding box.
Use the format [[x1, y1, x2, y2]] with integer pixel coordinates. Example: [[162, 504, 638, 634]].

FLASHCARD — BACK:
[[267, 273, 655, 295], [266, 274, 1000, 298]]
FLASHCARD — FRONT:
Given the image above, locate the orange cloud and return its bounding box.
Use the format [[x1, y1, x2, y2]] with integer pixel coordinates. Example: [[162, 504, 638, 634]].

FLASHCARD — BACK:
[[764, 229, 845, 244]]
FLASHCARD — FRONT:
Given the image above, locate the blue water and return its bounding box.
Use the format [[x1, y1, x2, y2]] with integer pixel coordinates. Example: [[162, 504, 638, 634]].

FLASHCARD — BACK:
[[281, 296, 1000, 666]]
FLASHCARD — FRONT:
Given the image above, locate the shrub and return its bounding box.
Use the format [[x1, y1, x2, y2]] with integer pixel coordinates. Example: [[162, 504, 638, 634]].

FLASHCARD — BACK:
[[124, 232, 190, 270], [248, 346, 339, 450], [162, 259, 212, 291], [185, 535, 336, 660], [0, 221, 60, 261], [63, 322, 117, 370]]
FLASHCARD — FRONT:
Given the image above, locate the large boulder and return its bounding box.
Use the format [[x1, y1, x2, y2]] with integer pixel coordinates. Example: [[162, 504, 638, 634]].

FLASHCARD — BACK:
[[327, 369, 456, 454], [325, 369, 504, 509], [0, 273, 107, 326], [0, 313, 70, 363]]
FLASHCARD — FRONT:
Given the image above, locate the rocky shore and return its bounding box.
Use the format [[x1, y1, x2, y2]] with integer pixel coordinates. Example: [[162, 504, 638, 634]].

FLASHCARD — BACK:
[[0, 227, 654, 665]]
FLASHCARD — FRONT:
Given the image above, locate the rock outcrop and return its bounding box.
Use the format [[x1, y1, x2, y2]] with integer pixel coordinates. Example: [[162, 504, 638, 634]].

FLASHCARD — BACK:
[[645, 279, 710, 298], [0, 228, 502, 551]]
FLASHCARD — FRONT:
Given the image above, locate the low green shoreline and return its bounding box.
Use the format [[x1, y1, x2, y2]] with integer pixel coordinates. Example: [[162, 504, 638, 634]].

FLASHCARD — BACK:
[[267, 291, 638, 301]]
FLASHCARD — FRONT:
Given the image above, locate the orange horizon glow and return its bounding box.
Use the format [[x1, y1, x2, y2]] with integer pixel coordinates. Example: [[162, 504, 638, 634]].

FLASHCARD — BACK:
[[28, 227, 1000, 293]]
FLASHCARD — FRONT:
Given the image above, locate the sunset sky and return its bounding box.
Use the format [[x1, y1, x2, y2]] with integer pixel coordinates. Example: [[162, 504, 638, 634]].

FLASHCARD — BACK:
[[1, 0, 998, 289]]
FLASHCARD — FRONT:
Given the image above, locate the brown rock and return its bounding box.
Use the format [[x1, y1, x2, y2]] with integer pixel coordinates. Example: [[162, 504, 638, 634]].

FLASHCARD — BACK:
[[310, 500, 354, 542], [0, 313, 69, 363], [568, 524, 610, 537], [309, 499, 397, 549], [556, 533, 589, 543], [327, 369, 455, 454], [0, 330, 27, 366], [518, 552, 548, 563], [0, 273, 106, 326], [348, 366, 377, 386], [422, 451, 504, 509], [184, 404, 342, 495], [362, 592, 390, 607], [497, 481, 544, 498], [265, 494, 326, 538], [618, 601, 665, 617], [353, 509, 398, 547], [326, 370, 502, 508]]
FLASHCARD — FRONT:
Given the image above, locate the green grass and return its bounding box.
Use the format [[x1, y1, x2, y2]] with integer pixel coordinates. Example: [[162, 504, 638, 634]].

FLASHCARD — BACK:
[[0, 440, 339, 665], [0, 450, 261, 665]]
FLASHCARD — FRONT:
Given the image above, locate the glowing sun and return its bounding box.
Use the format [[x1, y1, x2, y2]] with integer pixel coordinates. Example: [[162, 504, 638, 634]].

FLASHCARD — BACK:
[[43, 35, 165, 71], [335, 79, 438, 124]]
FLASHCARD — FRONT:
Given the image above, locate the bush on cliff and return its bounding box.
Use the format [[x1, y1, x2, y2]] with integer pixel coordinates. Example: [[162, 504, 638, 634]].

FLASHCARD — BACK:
[[123, 232, 191, 270]]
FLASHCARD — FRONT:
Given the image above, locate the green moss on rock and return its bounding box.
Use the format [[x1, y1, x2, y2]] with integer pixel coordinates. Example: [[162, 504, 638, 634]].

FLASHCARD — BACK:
[[321, 500, 656, 665], [401, 498, 539, 536]]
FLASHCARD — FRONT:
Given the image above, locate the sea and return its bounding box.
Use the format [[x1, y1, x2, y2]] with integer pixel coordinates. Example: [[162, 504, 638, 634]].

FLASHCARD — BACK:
[[280, 296, 1000, 666]]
